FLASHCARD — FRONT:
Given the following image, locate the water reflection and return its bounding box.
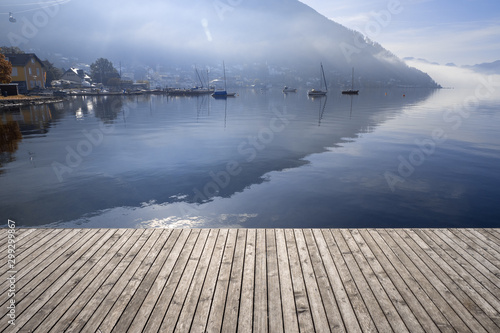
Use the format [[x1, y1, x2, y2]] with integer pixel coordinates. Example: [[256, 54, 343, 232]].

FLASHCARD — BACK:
[[0, 121, 22, 175], [3, 88, 498, 227]]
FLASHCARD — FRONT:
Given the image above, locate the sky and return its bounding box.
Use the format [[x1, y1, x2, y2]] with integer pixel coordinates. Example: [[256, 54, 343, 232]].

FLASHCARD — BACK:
[[1, 0, 498, 88], [1, 0, 498, 67], [300, 0, 500, 66]]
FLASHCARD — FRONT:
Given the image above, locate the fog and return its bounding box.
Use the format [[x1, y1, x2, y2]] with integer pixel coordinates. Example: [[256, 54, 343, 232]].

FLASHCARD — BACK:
[[1, 0, 438, 87], [406, 59, 500, 89]]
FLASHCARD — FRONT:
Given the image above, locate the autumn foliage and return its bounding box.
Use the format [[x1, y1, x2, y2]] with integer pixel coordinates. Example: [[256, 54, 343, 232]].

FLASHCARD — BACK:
[[0, 52, 12, 84]]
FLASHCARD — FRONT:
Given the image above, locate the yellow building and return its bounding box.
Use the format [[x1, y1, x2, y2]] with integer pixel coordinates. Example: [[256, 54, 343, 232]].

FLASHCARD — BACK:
[[5, 53, 46, 93]]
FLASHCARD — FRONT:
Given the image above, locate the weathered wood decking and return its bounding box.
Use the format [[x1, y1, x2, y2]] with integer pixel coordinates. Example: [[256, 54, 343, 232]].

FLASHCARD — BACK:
[[1, 228, 499, 332]]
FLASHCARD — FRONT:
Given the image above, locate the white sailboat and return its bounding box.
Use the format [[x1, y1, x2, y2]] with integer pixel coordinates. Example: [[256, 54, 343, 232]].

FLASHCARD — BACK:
[[308, 63, 327, 97]]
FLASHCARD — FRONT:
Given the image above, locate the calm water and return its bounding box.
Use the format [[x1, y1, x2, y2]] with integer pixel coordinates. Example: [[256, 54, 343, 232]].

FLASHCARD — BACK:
[[1, 87, 499, 228]]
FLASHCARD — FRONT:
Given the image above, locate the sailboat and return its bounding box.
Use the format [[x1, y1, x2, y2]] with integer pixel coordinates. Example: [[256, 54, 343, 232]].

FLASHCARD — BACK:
[[191, 67, 214, 95], [342, 67, 359, 95], [212, 61, 236, 98], [308, 63, 327, 97]]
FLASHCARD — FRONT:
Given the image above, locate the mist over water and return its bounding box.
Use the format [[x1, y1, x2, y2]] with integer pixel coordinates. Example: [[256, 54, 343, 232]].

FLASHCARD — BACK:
[[2, 87, 499, 228]]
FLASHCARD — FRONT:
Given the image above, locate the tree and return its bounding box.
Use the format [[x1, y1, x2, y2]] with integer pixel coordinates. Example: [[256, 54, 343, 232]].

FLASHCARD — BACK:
[[0, 52, 12, 84], [0, 46, 24, 55], [42, 60, 63, 86], [90, 58, 120, 85]]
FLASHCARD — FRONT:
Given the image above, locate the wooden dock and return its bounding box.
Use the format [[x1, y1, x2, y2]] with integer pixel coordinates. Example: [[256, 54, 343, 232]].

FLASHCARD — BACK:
[[1, 228, 499, 332]]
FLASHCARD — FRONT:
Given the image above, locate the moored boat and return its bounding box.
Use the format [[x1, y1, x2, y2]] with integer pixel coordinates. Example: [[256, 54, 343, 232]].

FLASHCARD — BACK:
[[308, 63, 327, 97], [342, 67, 359, 95]]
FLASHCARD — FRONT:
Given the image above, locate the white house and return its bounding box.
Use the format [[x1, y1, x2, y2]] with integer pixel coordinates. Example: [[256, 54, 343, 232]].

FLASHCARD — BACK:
[[59, 68, 92, 86]]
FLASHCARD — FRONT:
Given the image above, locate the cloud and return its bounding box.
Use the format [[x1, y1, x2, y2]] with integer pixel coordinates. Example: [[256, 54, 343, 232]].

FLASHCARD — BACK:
[[380, 21, 500, 65], [405, 58, 500, 88]]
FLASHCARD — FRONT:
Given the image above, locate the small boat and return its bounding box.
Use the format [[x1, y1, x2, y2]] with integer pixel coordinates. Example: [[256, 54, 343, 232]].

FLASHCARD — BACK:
[[212, 90, 235, 98], [308, 63, 327, 97], [342, 67, 359, 95], [283, 86, 297, 93], [212, 61, 236, 98]]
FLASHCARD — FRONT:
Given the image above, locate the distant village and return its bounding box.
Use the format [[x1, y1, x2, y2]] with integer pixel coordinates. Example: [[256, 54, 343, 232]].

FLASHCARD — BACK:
[[1, 46, 426, 98], [0, 47, 320, 96]]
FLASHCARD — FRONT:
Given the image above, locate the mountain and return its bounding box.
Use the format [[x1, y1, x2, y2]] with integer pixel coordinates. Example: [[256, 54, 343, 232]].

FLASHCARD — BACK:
[[1, 0, 439, 88], [464, 60, 500, 75]]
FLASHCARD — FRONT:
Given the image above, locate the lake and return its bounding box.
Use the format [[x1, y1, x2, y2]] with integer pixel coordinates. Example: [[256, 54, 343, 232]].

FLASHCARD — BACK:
[[1, 87, 499, 228]]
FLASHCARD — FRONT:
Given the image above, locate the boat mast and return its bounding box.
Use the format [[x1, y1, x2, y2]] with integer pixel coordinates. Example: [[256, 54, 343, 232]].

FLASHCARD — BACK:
[[321, 63, 327, 92], [207, 69, 210, 90], [351, 67, 354, 90], [223, 61, 227, 91], [195, 66, 204, 88]]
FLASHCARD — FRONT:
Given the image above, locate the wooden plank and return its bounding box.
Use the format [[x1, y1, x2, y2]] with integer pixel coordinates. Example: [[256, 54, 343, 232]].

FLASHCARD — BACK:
[[377, 229, 470, 331], [159, 229, 211, 333], [391, 229, 489, 333], [97, 229, 169, 333], [294, 229, 331, 332], [62, 229, 150, 332], [1, 228, 498, 333], [205, 228, 238, 332], [275, 229, 299, 333], [468, 229, 500, 258], [437, 229, 500, 282], [13, 229, 70, 266], [3, 229, 116, 331], [312, 229, 361, 333], [284, 228, 315, 332], [303, 229, 345, 332], [484, 228, 500, 243], [451, 229, 500, 269], [0, 229, 99, 330], [175, 229, 221, 332], [14, 229, 86, 285], [341, 229, 409, 332], [0, 228, 80, 308], [361, 230, 446, 333], [0, 228, 69, 284], [0, 228, 51, 261], [123, 229, 191, 333], [0, 227, 37, 253], [48, 229, 145, 333], [140, 229, 201, 333], [349, 229, 425, 332], [321, 229, 375, 332], [189, 229, 229, 333], [23, 229, 130, 332], [110, 229, 177, 332], [74, 229, 157, 333], [418, 230, 500, 304], [332, 229, 393, 332], [412, 230, 500, 328], [220, 229, 247, 333], [433, 229, 500, 292], [253, 229, 268, 333], [406, 228, 500, 331], [266, 229, 284, 333], [237, 228, 256, 333]]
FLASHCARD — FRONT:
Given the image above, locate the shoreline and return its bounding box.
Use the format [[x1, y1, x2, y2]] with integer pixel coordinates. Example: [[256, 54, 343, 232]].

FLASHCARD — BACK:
[[0, 96, 67, 109]]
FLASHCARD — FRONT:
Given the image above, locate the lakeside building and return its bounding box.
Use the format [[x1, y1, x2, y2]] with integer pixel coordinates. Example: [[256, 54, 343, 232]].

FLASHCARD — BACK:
[[5, 53, 46, 93]]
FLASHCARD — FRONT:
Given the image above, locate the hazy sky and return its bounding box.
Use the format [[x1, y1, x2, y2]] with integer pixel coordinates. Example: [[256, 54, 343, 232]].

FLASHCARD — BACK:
[[300, 0, 500, 65], [1, 0, 498, 69]]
